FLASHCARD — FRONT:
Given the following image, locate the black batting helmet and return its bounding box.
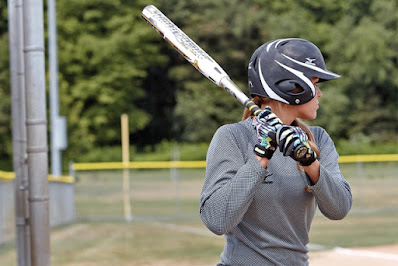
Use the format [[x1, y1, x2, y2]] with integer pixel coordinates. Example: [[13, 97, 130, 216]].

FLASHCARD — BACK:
[[248, 38, 340, 105]]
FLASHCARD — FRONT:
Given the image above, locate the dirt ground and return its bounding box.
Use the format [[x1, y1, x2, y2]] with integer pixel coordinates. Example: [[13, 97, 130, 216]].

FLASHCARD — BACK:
[[130, 244, 398, 266], [309, 244, 398, 266]]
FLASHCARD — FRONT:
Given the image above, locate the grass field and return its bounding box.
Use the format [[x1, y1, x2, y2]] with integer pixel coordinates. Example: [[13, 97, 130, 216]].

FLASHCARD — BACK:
[[0, 162, 397, 265]]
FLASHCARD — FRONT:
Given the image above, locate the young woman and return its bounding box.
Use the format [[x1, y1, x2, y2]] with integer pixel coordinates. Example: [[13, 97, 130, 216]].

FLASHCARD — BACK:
[[200, 38, 352, 265]]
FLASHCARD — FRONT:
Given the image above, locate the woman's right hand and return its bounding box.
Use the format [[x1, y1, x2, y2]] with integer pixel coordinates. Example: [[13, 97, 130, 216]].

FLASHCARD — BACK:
[[252, 106, 283, 159], [254, 154, 270, 168]]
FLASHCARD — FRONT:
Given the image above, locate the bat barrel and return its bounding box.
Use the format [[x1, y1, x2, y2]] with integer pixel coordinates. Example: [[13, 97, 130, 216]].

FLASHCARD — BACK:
[[142, 5, 262, 117], [219, 77, 261, 116]]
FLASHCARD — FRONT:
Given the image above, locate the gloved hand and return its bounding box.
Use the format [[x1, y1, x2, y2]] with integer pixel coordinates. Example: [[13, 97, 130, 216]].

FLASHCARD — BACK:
[[252, 106, 283, 159], [276, 126, 317, 166]]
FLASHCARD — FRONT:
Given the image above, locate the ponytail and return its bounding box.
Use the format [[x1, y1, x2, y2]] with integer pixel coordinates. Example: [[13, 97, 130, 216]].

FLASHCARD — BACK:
[[292, 119, 320, 158]]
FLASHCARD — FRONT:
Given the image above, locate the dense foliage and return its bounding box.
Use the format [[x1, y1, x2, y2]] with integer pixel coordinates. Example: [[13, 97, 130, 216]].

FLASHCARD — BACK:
[[0, 0, 397, 167]]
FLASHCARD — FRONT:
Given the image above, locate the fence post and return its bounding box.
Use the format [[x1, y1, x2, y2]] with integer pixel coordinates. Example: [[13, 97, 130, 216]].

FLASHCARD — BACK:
[[68, 161, 75, 179], [356, 161, 363, 209], [121, 114, 132, 222], [170, 144, 181, 217]]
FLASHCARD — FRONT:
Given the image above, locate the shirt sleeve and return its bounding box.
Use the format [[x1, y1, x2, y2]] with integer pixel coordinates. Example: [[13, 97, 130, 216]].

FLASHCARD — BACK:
[[308, 127, 353, 220], [199, 124, 268, 235]]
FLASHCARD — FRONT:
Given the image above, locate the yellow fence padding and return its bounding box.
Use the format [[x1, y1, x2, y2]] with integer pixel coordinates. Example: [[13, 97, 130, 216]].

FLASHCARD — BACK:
[[1, 154, 397, 179]]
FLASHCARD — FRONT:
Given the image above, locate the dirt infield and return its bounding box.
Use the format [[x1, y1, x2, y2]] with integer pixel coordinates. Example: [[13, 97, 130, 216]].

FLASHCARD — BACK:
[[151, 223, 398, 266], [113, 244, 398, 266], [153, 223, 398, 265], [309, 244, 398, 266]]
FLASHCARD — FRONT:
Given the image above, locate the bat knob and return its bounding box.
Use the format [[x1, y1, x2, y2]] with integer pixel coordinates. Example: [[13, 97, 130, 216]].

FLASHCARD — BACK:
[[293, 145, 308, 159]]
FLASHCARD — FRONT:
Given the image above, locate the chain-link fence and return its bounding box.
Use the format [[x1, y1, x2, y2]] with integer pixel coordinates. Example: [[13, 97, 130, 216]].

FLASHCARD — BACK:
[[0, 176, 75, 245], [1, 156, 397, 246], [70, 158, 398, 223], [0, 180, 15, 244]]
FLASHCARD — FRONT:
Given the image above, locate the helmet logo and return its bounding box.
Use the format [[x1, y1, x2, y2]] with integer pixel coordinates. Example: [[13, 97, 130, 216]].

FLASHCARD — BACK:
[[295, 99, 300, 104], [305, 58, 316, 66]]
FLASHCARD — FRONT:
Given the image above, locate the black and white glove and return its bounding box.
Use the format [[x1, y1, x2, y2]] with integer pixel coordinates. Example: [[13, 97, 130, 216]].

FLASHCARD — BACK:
[[252, 107, 283, 159], [276, 126, 317, 166]]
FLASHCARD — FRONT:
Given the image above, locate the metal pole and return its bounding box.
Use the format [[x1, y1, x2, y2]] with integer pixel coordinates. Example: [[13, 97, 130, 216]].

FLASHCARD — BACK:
[[356, 161, 363, 209], [47, 0, 62, 177], [8, 0, 31, 265], [23, 0, 51, 265]]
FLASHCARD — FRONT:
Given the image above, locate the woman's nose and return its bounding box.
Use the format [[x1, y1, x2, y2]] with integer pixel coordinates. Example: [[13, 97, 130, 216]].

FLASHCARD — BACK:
[[316, 87, 322, 98]]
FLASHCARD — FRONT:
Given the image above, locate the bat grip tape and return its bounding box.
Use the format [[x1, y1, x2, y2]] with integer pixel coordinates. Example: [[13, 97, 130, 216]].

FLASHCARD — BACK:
[[245, 100, 261, 116]]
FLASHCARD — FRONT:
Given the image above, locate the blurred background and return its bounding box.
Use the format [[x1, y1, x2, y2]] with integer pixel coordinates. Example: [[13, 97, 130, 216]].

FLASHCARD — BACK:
[[0, 0, 397, 168], [0, 0, 397, 265]]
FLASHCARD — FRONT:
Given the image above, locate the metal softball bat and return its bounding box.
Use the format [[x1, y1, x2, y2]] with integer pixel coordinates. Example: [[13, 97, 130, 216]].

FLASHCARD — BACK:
[[141, 5, 261, 116], [141, 5, 309, 159]]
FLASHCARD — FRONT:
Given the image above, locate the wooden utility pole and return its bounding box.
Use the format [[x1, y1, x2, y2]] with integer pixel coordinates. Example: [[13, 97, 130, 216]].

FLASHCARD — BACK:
[[121, 114, 132, 222]]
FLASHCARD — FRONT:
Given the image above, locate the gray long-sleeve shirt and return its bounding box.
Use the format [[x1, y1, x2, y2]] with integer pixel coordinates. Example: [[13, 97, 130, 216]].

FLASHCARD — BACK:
[[200, 118, 352, 265]]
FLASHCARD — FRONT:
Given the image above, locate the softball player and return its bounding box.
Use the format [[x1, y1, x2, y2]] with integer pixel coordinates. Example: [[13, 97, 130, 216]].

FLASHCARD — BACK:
[[200, 38, 352, 265]]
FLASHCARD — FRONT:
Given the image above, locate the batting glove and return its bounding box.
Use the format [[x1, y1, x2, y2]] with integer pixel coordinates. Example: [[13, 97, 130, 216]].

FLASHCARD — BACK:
[[276, 126, 317, 166], [252, 106, 283, 159]]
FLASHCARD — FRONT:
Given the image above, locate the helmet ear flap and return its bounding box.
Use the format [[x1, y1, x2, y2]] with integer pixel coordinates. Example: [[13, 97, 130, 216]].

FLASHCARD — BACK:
[[276, 80, 307, 93], [276, 79, 313, 105], [276, 80, 299, 92]]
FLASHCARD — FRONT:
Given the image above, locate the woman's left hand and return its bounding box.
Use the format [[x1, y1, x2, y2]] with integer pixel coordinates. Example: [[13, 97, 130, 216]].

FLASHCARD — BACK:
[[276, 126, 317, 166]]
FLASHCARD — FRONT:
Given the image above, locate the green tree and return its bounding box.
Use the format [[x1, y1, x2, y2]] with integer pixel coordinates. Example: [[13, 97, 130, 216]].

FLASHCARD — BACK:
[[1, 0, 397, 167], [159, 0, 397, 144], [56, 0, 167, 158], [0, 35, 11, 169], [159, 0, 270, 142], [324, 0, 398, 141], [0, 2, 12, 169]]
